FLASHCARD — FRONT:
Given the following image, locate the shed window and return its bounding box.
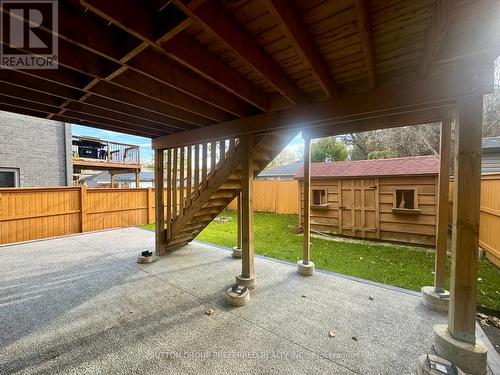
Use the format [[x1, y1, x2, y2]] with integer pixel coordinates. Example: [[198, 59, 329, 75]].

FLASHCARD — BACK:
[[392, 188, 420, 214], [312, 189, 327, 205], [0, 168, 20, 187]]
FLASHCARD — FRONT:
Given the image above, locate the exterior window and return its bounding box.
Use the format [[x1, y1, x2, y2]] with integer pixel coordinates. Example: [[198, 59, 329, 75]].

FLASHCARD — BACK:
[[393, 188, 419, 213], [0, 168, 20, 187], [312, 189, 327, 205]]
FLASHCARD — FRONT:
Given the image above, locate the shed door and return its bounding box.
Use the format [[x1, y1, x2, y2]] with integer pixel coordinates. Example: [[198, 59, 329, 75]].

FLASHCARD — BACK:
[[339, 178, 378, 238]]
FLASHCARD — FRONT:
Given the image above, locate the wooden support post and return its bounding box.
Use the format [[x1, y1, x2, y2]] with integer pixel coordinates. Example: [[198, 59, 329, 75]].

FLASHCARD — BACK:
[[147, 187, 154, 224], [172, 148, 178, 218], [135, 171, 140, 188], [179, 147, 185, 214], [110, 173, 115, 188], [155, 149, 166, 256], [448, 96, 483, 344], [303, 136, 311, 264], [166, 149, 172, 234], [202, 143, 208, 183], [297, 135, 314, 276], [434, 118, 452, 292], [238, 134, 255, 286], [237, 192, 242, 249]]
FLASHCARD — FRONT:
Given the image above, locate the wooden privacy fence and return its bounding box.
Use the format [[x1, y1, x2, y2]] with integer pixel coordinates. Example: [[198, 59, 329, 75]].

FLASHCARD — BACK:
[[227, 180, 299, 214], [448, 174, 500, 267], [0, 187, 159, 245]]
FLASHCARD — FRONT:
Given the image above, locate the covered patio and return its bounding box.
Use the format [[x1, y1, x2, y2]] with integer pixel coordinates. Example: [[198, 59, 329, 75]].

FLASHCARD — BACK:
[[1, 0, 500, 373], [0, 227, 452, 375]]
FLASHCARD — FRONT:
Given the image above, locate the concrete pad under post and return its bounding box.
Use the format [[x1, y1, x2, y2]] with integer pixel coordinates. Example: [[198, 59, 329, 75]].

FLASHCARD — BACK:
[[416, 354, 466, 375], [432, 324, 487, 375], [421, 286, 449, 313], [226, 285, 250, 307], [236, 274, 256, 289], [137, 254, 156, 264], [232, 246, 242, 259], [297, 260, 314, 276]]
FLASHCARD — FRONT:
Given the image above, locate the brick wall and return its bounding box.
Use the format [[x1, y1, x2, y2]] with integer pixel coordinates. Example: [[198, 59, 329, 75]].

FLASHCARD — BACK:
[[0, 111, 72, 187]]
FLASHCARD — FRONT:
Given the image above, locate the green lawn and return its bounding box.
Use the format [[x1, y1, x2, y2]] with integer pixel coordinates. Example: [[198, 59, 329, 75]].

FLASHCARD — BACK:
[[145, 211, 500, 311]]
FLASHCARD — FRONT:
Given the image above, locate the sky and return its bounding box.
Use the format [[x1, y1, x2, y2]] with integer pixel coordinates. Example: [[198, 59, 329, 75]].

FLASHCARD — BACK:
[[72, 124, 305, 165]]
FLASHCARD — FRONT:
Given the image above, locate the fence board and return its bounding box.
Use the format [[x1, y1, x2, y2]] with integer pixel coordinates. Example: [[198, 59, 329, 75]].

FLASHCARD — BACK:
[[227, 180, 299, 214]]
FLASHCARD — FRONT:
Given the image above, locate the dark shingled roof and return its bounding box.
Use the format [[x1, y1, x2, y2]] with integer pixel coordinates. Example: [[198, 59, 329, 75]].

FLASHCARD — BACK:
[[295, 155, 439, 179], [258, 161, 302, 178]]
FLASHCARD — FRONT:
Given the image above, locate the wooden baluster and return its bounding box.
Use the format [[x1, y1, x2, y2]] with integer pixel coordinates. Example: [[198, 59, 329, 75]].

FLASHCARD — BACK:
[[187, 145, 192, 203], [166, 149, 172, 239], [220, 140, 226, 163], [211, 141, 217, 172], [195, 144, 200, 192], [154, 149, 165, 255], [173, 148, 178, 219], [229, 138, 235, 154], [179, 147, 185, 215], [202, 143, 208, 184]]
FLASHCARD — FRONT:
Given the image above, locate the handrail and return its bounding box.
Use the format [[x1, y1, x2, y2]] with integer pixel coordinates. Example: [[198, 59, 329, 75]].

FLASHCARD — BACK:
[[72, 135, 140, 165]]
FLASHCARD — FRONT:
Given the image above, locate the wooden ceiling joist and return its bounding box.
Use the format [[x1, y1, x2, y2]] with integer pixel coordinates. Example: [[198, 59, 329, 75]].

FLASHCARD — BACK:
[[418, 0, 454, 78], [172, 0, 310, 105], [354, 0, 376, 88], [81, 0, 271, 112], [262, 0, 340, 99]]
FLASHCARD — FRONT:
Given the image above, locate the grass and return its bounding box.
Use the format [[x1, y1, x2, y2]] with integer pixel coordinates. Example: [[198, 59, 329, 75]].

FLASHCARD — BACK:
[[145, 211, 500, 311]]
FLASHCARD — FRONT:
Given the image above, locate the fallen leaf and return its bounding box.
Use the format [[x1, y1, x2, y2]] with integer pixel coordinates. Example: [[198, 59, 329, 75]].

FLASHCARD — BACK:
[[368, 296, 374, 301], [328, 330, 336, 338], [352, 336, 358, 342], [301, 295, 307, 298], [205, 308, 214, 316]]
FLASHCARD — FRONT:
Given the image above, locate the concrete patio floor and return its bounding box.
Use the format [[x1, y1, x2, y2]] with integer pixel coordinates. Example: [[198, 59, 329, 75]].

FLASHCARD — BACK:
[[0, 227, 486, 374]]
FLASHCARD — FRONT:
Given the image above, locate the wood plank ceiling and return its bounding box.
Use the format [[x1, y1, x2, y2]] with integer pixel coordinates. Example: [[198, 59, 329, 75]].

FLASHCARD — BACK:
[[0, 0, 499, 138]]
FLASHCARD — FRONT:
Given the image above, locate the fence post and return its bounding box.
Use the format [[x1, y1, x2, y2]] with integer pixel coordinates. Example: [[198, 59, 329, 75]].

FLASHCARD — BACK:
[[80, 185, 87, 233]]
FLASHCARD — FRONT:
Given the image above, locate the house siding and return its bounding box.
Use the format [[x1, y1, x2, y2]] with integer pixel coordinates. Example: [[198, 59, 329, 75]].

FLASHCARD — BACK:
[[0, 111, 72, 187], [482, 152, 500, 174]]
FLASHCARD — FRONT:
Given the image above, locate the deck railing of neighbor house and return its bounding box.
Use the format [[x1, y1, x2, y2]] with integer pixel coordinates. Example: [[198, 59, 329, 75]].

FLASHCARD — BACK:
[[72, 136, 140, 165]]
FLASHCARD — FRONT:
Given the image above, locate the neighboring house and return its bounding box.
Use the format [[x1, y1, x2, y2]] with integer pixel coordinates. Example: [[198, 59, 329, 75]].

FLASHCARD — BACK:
[[0, 111, 72, 187], [295, 155, 440, 246], [82, 171, 155, 188], [482, 136, 500, 174], [257, 161, 302, 180]]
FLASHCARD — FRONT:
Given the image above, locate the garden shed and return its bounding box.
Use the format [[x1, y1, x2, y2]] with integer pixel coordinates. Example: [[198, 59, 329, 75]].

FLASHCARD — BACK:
[[296, 155, 440, 246]]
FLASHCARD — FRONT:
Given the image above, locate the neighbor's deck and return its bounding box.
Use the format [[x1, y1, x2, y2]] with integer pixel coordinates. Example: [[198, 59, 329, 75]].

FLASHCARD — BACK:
[[0, 227, 463, 374]]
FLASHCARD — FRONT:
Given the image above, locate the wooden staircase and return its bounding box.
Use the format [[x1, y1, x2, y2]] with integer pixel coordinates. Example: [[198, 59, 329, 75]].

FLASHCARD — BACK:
[[164, 132, 296, 251]]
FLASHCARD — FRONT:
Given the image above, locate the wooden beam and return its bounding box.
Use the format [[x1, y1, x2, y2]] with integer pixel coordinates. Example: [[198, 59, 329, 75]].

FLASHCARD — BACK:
[[173, 0, 309, 105], [163, 34, 269, 111], [81, 0, 269, 112], [155, 149, 166, 256], [303, 136, 311, 264], [240, 134, 255, 279], [419, 0, 454, 78], [354, 0, 376, 88], [152, 63, 493, 149], [237, 192, 242, 249], [434, 118, 452, 291], [263, 0, 339, 98], [448, 96, 483, 344]]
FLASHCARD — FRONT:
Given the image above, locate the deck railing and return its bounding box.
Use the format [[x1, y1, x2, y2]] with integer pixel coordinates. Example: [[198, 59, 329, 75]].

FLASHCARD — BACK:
[[72, 136, 140, 165]]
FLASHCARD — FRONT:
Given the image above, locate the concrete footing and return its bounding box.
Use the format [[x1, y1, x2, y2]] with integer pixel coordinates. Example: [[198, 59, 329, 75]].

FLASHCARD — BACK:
[[297, 260, 315, 276], [226, 285, 250, 307], [432, 324, 487, 375], [232, 247, 242, 259], [421, 286, 449, 313], [416, 354, 466, 375], [236, 274, 256, 289], [137, 254, 156, 264]]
